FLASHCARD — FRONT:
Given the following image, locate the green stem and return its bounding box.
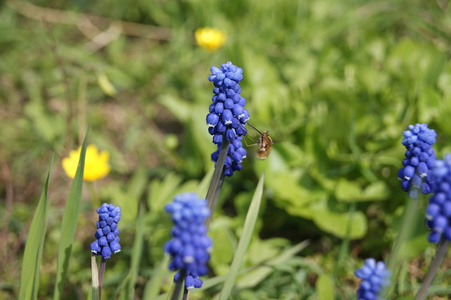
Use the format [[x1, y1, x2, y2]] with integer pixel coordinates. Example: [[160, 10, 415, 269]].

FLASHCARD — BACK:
[[99, 257, 106, 299], [171, 271, 185, 300], [414, 240, 449, 300], [182, 287, 189, 300], [91, 255, 100, 300], [205, 135, 229, 228], [385, 196, 419, 297]]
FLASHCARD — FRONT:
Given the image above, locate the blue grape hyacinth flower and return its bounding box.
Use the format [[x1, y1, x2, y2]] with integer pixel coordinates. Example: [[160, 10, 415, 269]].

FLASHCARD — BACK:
[[355, 259, 391, 300], [90, 203, 121, 259], [398, 123, 436, 199], [426, 154, 451, 243], [164, 193, 212, 290], [206, 61, 249, 177]]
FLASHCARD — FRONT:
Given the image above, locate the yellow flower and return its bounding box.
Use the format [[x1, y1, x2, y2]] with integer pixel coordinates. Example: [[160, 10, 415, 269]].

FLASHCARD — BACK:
[[195, 27, 226, 52], [62, 144, 110, 181]]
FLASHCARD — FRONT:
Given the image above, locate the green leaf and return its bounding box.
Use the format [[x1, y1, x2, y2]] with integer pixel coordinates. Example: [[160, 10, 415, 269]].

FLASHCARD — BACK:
[[147, 173, 183, 213], [236, 240, 310, 289], [142, 255, 170, 299], [312, 209, 367, 239], [336, 179, 389, 202], [125, 203, 145, 300], [335, 178, 361, 202], [18, 154, 54, 300], [209, 217, 237, 275], [53, 128, 89, 300], [316, 274, 335, 300], [218, 173, 265, 300]]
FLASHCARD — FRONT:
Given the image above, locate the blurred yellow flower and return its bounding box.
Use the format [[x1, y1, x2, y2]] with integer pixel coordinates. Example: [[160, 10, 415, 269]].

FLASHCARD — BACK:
[[195, 27, 226, 52], [62, 144, 110, 181]]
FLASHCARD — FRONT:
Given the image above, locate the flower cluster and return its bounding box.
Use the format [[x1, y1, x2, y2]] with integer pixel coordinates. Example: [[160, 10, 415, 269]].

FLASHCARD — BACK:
[[426, 154, 451, 243], [206, 61, 249, 177], [164, 193, 212, 290], [355, 259, 391, 300], [398, 123, 436, 199], [90, 203, 121, 260], [195, 27, 226, 52], [62, 144, 110, 182]]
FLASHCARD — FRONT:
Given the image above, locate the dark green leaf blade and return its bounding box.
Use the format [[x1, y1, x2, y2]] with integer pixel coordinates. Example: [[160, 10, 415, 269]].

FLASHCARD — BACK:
[[53, 129, 89, 299], [18, 154, 54, 300]]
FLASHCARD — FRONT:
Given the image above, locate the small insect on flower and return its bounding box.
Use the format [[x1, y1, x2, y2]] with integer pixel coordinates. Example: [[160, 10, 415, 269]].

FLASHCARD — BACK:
[[246, 123, 273, 160]]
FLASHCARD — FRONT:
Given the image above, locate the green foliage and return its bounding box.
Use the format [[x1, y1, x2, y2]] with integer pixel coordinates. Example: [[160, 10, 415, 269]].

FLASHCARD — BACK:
[[316, 274, 334, 300], [3, 0, 451, 298]]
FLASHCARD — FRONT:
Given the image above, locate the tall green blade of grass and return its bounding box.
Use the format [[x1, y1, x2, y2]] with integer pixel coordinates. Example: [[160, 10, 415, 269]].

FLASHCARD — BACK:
[[53, 129, 89, 300], [18, 154, 54, 300], [142, 255, 170, 299], [218, 172, 265, 300], [123, 202, 145, 300]]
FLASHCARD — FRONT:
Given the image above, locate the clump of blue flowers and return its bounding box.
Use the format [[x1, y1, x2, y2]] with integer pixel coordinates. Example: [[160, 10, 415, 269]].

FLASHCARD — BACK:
[[206, 61, 249, 177], [355, 258, 391, 300], [164, 193, 212, 290], [426, 154, 451, 243], [90, 203, 121, 259], [398, 123, 436, 199]]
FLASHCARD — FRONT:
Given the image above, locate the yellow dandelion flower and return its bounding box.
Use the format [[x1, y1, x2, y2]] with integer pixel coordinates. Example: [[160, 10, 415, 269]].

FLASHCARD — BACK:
[[62, 144, 110, 182], [195, 27, 226, 52]]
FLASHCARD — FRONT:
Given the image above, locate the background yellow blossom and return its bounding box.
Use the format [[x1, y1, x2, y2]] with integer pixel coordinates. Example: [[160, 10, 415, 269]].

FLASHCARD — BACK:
[[62, 144, 110, 181], [195, 27, 226, 52]]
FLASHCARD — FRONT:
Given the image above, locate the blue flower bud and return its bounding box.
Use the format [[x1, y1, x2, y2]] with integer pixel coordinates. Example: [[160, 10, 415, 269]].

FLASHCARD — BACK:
[[214, 102, 224, 114], [101, 246, 112, 259], [225, 128, 236, 141], [206, 113, 219, 127], [224, 98, 234, 109], [222, 109, 233, 125], [213, 134, 222, 144]]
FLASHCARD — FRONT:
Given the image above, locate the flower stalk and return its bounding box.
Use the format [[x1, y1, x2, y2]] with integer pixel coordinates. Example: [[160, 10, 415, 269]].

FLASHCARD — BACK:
[[205, 137, 229, 228], [414, 240, 450, 300]]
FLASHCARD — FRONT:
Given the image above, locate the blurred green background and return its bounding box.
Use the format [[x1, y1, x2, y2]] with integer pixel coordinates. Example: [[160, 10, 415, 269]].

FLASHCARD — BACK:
[[1, 0, 451, 299]]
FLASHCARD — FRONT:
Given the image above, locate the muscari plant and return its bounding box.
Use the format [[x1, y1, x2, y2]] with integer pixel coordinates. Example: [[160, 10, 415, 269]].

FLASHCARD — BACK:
[[355, 123, 449, 300], [414, 154, 451, 300], [166, 61, 261, 300], [90, 203, 122, 299], [17, 63, 450, 300]]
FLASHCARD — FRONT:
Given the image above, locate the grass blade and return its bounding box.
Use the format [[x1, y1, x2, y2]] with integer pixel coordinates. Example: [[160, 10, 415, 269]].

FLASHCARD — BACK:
[[53, 129, 89, 299], [142, 255, 170, 299], [218, 172, 265, 300], [125, 202, 145, 300], [18, 154, 54, 300]]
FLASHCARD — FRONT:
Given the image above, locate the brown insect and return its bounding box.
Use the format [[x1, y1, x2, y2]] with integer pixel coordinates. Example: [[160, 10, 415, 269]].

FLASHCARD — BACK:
[[246, 123, 273, 160]]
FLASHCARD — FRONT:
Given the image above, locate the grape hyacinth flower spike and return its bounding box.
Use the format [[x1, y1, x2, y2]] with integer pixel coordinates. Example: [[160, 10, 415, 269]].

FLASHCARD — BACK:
[[164, 193, 212, 290], [426, 154, 451, 243], [355, 258, 391, 300], [206, 61, 249, 177], [398, 123, 437, 199], [415, 158, 451, 300], [90, 203, 121, 259]]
